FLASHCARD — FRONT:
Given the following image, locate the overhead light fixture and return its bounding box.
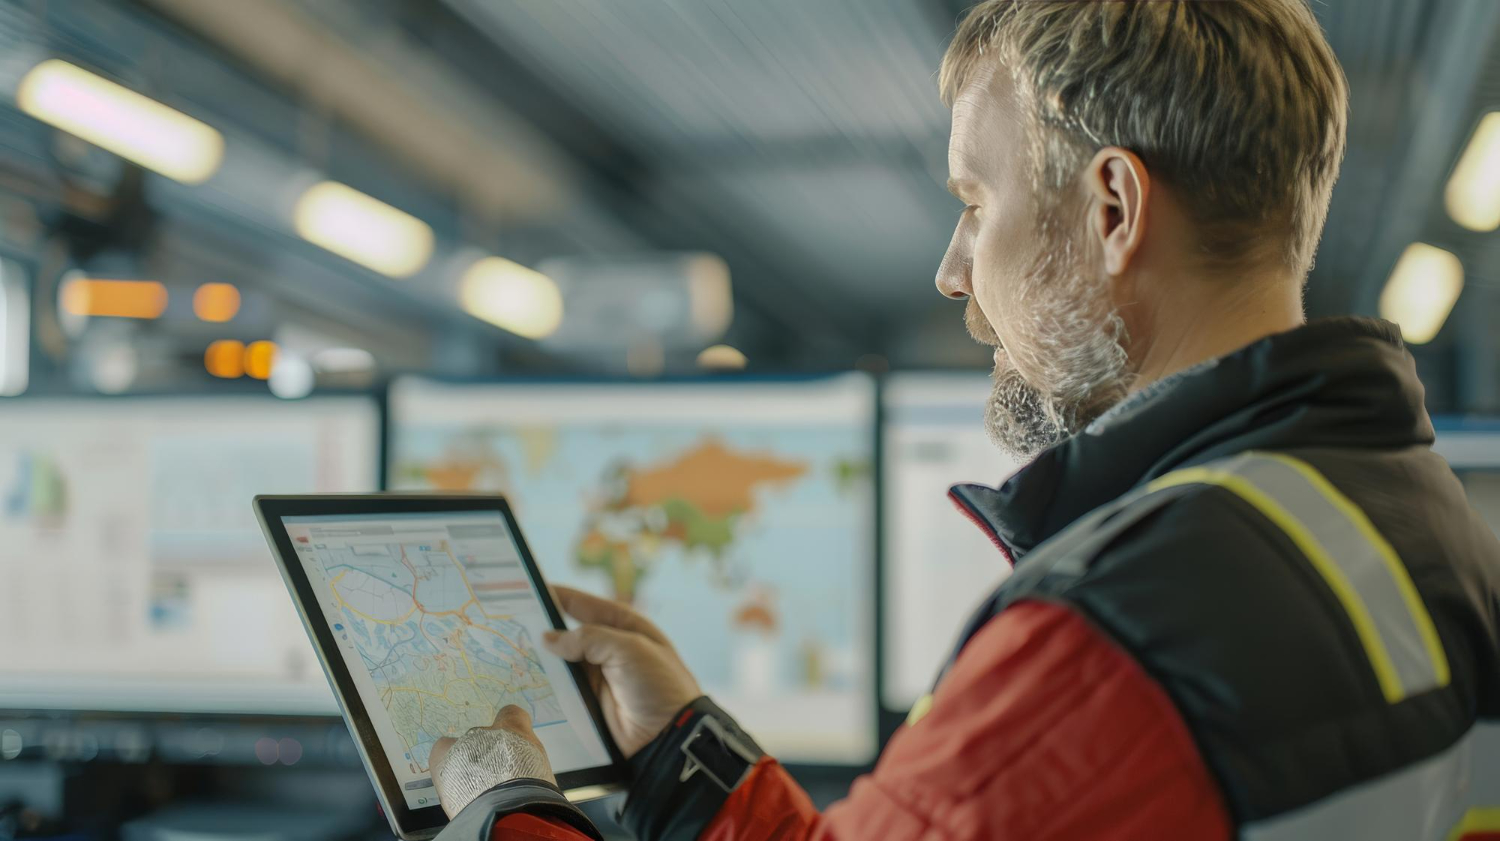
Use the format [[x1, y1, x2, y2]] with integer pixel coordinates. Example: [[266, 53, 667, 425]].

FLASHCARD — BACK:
[[458, 256, 564, 339], [59, 278, 168, 319], [1446, 112, 1500, 232], [697, 344, 747, 370], [687, 254, 733, 340], [269, 353, 315, 399], [205, 340, 246, 378], [311, 347, 375, 373], [193, 283, 241, 323], [243, 340, 278, 380], [16, 59, 224, 185], [292, 181, 434, 278], [1379, 243, 1464, 345], [88, 342, 138, 394]]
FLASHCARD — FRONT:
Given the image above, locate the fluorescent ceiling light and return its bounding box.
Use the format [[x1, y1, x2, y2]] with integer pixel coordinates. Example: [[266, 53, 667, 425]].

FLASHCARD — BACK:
[[269, 354, 315, 399], [16, 59, 224, 185], [459, 256, 564, 339], [193, 282, 241, 323], [59, 278, 168, 319], [244, 340, 278, 381], [311, 347, 375, 373], [293, 181, 434, 278], [1379, 243, 1464, 345], [1446, 112, 1500, 232], [687, 254, 733, 340], [697, 344, 747, 369], [205, 340, 246, 379]]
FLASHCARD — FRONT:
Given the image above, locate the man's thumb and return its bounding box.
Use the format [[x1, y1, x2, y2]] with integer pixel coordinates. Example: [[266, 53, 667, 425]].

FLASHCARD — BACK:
[[543, 624, 636, 666]]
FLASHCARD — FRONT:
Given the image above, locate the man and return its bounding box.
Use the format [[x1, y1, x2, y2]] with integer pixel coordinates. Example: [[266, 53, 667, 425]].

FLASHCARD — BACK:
[[431, 1, 1500, 839]]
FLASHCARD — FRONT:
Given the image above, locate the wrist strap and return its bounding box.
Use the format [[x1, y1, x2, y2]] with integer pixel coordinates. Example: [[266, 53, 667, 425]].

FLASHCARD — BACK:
[[678, 712, 760, 791], [619, 697, 766, 841]]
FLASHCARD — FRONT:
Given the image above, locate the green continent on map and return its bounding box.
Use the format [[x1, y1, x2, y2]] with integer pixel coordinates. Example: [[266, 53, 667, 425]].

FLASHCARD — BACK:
[[573, 439, 808, 602], [659, 497, 736, 555]]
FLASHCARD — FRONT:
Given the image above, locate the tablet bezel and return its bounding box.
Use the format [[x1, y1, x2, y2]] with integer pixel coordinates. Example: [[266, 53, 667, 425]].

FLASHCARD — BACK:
[[254, 494, 627, 839]]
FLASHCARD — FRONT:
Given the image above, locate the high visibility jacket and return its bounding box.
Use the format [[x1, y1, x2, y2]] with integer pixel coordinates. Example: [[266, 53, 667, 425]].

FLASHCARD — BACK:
[[443, 317, 1500, 840]]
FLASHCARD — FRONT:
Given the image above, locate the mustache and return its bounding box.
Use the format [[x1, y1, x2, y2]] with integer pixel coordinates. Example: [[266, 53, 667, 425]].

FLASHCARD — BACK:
[[965, 299, 1001, 347]]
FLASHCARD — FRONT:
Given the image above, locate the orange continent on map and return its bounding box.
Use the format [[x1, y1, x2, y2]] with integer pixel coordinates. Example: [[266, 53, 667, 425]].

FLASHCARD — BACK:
[[572, 439, 811, 603]]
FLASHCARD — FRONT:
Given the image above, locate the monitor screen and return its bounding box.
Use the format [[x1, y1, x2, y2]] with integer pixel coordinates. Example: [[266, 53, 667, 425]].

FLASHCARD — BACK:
[[881, 374, 1022, 711], [1433, 421, 1500, 540], [0, 395, 380, 714], [388, 375, 877, 764]]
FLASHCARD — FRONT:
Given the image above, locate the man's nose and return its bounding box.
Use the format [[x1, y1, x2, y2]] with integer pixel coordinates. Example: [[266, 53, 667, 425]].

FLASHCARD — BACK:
[[935, 234, 972, 300]]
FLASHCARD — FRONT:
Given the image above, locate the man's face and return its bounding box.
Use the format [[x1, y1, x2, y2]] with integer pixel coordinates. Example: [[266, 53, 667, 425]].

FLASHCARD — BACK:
[[936, 69, 1132, 460]]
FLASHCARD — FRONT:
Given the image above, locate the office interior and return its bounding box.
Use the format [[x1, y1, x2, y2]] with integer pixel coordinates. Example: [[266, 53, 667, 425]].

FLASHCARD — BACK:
[[1, 0, 1498, 839]]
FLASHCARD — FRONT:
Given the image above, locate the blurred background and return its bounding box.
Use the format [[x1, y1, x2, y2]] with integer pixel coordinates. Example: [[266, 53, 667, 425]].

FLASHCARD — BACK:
[[0, 0, 1498, 838]]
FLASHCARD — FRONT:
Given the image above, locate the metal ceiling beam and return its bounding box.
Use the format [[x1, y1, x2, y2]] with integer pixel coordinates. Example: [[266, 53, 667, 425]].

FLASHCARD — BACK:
[[135, 0, 580, 227], [422, 0, 886, 361]]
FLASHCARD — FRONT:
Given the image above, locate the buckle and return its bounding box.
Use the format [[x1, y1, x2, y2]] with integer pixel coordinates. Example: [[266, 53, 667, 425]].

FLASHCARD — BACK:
[[678, 714, 758, 792]]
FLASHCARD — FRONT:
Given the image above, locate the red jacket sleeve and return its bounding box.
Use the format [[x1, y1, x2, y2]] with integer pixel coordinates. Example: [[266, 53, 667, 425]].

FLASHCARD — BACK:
[[490, 813, 590, 840], [494, 599, 1232, 840]]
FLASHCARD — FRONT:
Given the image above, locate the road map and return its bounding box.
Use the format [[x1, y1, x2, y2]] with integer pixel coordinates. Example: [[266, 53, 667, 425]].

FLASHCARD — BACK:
[[285, 511, 610, 806]]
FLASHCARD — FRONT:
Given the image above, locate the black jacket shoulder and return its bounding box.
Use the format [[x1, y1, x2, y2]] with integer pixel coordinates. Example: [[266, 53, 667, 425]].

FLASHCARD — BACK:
[[1061, 483, 1385, 739], [1055, 452, 1483, 820]]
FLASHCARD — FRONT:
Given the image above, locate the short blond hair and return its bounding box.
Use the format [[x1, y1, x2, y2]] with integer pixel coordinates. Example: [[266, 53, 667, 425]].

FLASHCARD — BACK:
[[941, 0, 1348, 276]]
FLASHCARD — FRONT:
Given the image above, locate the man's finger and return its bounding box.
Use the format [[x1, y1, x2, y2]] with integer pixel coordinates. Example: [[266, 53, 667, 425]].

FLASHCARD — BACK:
[[493, 704, 545, 752], [494, 703, 532, 731], [553, 586, 672, 646], [429, 735, 456, 778], [543, 622, 644, 667]]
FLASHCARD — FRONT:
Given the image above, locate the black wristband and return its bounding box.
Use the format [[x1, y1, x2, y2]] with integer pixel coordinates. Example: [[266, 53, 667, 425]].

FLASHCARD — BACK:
[[619, 697, 766, 841], [436, 778, 604, 841]]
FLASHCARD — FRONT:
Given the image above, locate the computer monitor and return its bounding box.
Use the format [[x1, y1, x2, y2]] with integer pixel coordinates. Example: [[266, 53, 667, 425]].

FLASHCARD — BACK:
[[881, 374, 1021, 711], [388, 374, 877, 764], [0, 395, 380, 714], [1433, 419, 1500, 540]]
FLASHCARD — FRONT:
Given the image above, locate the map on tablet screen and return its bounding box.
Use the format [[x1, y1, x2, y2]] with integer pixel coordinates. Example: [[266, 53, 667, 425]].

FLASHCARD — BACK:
[[283, 511, 610, 809]]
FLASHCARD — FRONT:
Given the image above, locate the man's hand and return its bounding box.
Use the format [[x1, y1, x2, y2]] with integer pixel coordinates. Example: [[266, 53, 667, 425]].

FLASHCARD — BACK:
[[429, 705, 555, 819], [543, 586, 702, 758]]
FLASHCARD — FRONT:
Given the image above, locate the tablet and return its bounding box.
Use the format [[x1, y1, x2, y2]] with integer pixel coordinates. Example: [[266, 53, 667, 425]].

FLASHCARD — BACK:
[[254, 495, 626, 839]]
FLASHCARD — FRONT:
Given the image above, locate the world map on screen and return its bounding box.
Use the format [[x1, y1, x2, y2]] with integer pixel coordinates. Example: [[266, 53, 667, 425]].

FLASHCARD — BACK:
[[389, 425, 871, 741]]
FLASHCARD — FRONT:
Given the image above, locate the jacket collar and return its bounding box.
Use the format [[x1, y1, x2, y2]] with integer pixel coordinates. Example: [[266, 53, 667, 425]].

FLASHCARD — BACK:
[[949, 317, 1434, 561]]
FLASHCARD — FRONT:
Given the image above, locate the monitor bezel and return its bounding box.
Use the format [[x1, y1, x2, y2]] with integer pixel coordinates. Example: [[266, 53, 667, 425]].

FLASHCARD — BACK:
[[254, 493, 627, 839]]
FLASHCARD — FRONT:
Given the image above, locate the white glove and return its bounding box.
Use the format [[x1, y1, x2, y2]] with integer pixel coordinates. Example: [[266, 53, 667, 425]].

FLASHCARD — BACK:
[[429, 706, 556, 819]]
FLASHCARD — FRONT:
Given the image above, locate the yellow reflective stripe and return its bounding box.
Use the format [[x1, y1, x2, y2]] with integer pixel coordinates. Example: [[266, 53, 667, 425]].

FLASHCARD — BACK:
[[1261, 453, 1451, 691], [906, 693, 934, 727], [1148, 466, 1407, 703], [1448, 807, 1500, 840]]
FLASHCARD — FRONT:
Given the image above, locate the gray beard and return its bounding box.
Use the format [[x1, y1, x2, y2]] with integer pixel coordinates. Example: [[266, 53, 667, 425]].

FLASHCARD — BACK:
[[977, 214, 1133, 462], [984, 365, 1074, 460]]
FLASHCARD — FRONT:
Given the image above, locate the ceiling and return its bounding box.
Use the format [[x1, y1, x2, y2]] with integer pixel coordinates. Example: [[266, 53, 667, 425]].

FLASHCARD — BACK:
[[434, 0, 1500, 377], [92, 0, 1500, 404]]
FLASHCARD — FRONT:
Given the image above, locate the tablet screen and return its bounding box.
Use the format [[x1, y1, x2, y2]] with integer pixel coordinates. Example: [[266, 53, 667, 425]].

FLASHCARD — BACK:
[[281, 510, 612, 810]]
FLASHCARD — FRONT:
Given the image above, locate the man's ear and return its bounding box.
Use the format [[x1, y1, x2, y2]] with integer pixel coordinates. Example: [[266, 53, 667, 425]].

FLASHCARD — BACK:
[[1084, 147, 1150, 277]]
